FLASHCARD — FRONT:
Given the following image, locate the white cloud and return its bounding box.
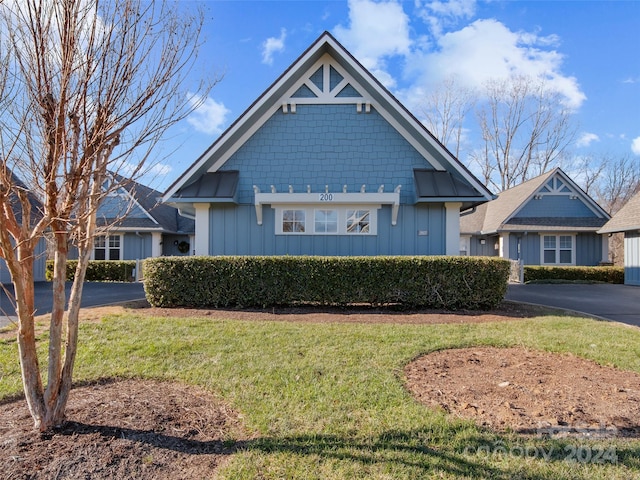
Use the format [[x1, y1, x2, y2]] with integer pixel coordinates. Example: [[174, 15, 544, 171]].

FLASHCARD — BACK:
[[186, 94, 230, 136], [632, 136, 640, 155], [403, 18, 586, 111], [416, 0, 477, 37], [576, 132, 600, 148], [334, 0, 411, 88], [261, 28, 287, 65]]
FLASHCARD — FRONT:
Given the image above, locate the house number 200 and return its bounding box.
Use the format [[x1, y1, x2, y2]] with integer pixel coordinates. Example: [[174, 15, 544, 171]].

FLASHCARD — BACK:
[[319, 193, 334, 201]]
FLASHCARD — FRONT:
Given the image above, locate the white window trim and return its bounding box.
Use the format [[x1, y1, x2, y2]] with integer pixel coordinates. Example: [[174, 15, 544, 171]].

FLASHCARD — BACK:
[[275, 205, 379, 235], [253, 188, 401, 227], [92, 234, 123, 261], [540, 233, 576, 266]]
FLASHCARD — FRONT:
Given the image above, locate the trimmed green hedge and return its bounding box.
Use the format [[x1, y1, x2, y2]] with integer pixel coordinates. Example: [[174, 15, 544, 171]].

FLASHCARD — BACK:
[[46, 260, 136, 282], [143, 255, 510, 310], [524, 266, 624, 284]]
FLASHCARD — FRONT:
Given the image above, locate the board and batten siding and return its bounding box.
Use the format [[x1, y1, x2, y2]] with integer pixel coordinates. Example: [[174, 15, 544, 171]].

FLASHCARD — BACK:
[[122, 233, 153, 260], [506, 232, 603, 266], [624, 232, 640, 286], [0, 237, 47, 283], [575, 234, 604, 266], [208, 204, 445, 256]]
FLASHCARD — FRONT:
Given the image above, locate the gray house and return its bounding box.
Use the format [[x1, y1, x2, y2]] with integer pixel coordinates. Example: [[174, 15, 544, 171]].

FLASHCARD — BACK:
[[90, 173, 195, 261], [599, 191, 640, 285], [163, 31, 493, 256], [460, 168, 610, 266]]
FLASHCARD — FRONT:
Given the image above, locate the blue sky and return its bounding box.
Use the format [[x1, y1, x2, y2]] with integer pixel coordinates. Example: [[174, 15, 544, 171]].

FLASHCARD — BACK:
[[153, 0, 640, 192]]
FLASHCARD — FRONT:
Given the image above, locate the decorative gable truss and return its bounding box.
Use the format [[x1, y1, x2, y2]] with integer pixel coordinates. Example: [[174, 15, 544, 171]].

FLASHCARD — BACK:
[[516, 172, 608, 219], [283, 54, 369, 111]]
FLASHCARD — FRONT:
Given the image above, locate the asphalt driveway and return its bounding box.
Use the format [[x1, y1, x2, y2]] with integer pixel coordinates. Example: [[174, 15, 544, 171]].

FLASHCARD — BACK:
[[506, 283, 640, 325], [0, 282, 146, 328]]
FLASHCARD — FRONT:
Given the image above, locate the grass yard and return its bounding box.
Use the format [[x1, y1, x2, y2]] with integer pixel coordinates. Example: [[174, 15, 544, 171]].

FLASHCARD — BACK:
[[2, 308, 640, 478]]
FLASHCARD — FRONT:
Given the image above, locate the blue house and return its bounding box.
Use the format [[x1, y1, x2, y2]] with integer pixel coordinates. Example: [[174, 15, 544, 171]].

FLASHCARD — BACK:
[[460, 168, 610, 266], [0, 169, 47, 283], [599, 191, 640, 285], [90, 173, 195, 261], [163, 32, 492, 256]]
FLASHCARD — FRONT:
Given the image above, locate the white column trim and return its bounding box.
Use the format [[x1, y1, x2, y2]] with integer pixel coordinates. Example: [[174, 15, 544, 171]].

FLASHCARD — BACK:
[[151, 232, 162, 258], [193, 203, 210, 256], [445, 202, 462, 256], [499, 233, 508, 259]]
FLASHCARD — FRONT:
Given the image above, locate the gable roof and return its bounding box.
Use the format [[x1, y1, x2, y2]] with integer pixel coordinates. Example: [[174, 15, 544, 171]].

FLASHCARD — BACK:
[[599, 191, 640, 234], [163, 31, 493, 207], [460, 168, 609, 235], [101, 173, 194, 234]]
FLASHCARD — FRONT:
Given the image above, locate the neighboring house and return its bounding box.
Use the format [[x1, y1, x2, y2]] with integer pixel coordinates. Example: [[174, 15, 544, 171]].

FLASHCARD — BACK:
[[460, 168, 610, 266], [0, 170, 47, 283], [90, 173, 195, 261], [599, 191, 640, 285], [162, 32, 493, 256]]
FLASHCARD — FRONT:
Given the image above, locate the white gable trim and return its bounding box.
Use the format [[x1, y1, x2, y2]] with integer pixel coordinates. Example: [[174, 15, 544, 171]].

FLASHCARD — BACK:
[[105, 185, 159, 226], [505, 169, 609, 223], [163, 32, 491, 203]]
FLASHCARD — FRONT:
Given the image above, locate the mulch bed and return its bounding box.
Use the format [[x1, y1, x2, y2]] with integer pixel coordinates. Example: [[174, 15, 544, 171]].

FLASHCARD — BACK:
[[0, 379, 245, 480]]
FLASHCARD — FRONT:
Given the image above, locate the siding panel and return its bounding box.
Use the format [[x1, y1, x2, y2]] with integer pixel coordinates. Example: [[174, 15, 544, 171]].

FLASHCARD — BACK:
[[624, 233, 640, 286], [575, 234, 603, 266], [208, 204, 446, 256]]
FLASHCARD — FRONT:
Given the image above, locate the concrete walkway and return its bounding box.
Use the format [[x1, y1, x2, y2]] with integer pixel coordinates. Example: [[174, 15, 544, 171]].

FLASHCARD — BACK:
[[506, 283, 640, 326]]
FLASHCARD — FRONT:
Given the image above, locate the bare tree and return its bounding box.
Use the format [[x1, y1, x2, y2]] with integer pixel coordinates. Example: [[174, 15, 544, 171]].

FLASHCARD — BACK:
[[419, 75, 476, 159], [594, 154, 640, 215], [472, 75, 577, 192], [591, 154, 640, 265], [0, 0, 213, 431]]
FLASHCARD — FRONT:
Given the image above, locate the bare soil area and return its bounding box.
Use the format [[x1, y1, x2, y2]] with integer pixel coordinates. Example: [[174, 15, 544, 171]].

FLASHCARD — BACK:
[[1, 301, 638, 479], [0, 379, 245, 480], [405, 346, 640, 438]]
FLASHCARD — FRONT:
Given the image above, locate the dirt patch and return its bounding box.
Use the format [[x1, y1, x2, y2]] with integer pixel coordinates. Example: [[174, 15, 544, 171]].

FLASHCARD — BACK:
[[0, 379, 246, 480], [405, 346, 640, 438]]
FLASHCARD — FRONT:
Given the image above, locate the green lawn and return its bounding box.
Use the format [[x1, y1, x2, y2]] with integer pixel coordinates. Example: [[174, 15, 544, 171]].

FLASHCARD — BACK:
[[2, 312, 640, 479]]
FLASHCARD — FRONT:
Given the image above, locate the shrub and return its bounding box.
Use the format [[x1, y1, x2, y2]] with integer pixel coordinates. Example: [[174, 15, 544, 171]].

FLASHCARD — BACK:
[[46, 260, 137, 282], [524, 266, 624, 284], [143, 255, 510, 310]]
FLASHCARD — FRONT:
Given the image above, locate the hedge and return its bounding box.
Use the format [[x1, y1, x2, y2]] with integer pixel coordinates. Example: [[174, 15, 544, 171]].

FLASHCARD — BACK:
[[46, 260, 136, 282], [143, 255, 510, 310], [524, 265, 624, 284]]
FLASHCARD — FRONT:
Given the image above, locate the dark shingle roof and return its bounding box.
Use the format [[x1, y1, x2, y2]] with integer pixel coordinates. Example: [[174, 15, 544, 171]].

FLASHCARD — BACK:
[[0, 168, 44, 226], [107, 173, 194, 234], [460, 168, 609, 235]]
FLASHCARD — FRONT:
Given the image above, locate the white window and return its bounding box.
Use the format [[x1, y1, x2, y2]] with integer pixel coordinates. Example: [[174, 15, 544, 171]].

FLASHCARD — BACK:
[[314, 209, 338, 233], [282, 210, 306, 233], [276, 206, 377, 235], [346, 209, 370, 233], [542, 234, 574, 265], [94, 235, 122, 260]]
